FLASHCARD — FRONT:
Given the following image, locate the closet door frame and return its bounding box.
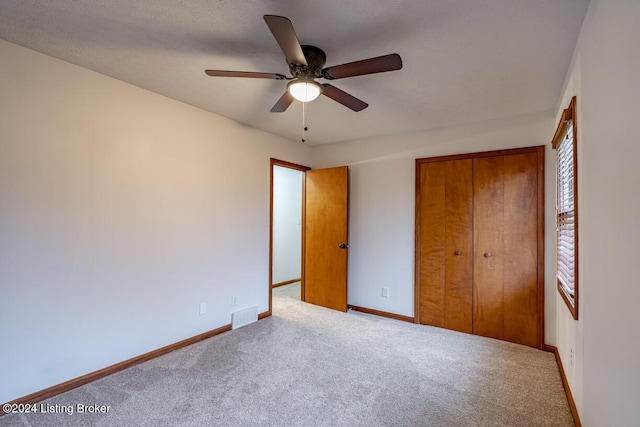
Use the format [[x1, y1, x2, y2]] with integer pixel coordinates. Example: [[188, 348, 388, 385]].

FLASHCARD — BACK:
[[414, 145, 545, 349]]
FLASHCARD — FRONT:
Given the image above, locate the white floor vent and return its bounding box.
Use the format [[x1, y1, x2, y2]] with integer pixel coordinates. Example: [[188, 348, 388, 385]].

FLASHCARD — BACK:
[[231, 306, 258, 330]]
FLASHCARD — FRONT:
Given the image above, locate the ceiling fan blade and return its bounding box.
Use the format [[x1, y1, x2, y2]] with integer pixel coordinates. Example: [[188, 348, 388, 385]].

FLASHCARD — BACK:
[[322, 53, 402, 80], [321, 84, 368, 112], [270, 91, 295, 113], [263, 15, 307, 67], [205, 70, 287, 80]]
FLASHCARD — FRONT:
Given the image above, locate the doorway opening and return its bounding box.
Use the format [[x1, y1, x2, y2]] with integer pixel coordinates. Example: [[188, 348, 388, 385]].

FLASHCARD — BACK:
[[270, 159, 309, 314], [269, 159, 350, 315]]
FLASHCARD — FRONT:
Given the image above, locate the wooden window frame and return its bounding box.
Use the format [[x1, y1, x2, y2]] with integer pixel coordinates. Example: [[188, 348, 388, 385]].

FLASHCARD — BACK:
[[551, 96, 578, 320]]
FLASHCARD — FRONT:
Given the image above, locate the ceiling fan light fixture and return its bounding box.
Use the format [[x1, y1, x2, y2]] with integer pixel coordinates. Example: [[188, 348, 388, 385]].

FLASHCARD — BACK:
[[288, 79, 322, 102]]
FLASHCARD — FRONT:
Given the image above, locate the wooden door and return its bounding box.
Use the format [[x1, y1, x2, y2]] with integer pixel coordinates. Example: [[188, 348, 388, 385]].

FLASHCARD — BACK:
[[418, 159, 473, 332], [416, 146, 544, 349], [304, 166, 349, 312], [473, 152, 541, 347]]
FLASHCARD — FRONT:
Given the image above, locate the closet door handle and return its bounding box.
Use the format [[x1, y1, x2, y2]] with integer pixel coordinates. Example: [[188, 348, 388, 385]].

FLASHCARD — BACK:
[[454, 250, 462, 256], [484, 252, 493, 258]]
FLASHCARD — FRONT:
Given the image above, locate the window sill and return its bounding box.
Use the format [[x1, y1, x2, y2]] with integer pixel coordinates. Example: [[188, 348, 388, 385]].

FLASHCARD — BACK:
[[558, 280, 578, 320]]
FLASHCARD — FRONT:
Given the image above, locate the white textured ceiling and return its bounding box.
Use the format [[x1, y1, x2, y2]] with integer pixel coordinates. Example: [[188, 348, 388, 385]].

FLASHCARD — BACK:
[[0, 0, 589, 145]]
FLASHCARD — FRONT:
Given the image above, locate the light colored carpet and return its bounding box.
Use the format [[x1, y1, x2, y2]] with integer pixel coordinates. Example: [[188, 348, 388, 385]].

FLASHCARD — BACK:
[[2, 284, 573, 426], [272, 281, 301, 302]]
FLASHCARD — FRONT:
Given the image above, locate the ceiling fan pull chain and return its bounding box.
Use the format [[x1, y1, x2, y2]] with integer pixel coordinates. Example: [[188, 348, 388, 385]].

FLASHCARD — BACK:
[[301, 102, 308, 143]]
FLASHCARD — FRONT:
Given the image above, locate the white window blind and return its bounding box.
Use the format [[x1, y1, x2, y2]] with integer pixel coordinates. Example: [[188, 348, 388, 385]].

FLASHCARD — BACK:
[[556, 125, 575, 296]]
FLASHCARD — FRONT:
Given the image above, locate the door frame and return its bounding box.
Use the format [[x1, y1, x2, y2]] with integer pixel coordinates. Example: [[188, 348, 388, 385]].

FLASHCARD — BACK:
[[269, 158, 310, 316]]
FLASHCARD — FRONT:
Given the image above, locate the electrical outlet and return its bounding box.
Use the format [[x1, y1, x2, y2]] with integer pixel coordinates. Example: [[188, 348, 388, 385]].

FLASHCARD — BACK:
[[199, 302, 207, 315], [232, 296, 238, 306], [382, 287, 390, 298], [569, 347, 574, 368]]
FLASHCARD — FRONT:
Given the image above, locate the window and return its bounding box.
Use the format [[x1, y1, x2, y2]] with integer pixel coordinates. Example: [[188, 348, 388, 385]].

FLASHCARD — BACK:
[[552, 96, 578, 319]]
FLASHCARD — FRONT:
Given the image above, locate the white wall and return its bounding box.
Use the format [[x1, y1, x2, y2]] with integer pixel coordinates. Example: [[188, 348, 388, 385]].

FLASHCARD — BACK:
[[554, 1, 640, 425], [0, 39, 311, 403], [272, 166, 303, 284], [314, 111, 558, 344]]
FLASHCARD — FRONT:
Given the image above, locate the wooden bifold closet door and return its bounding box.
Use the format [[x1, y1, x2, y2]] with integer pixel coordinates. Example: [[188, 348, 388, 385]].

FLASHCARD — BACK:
[[415, 146, 544, 348]]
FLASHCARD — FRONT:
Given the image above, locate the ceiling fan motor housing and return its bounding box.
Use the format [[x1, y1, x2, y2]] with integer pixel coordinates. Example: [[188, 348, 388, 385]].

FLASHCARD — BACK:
[[289, 45, 327, 79]]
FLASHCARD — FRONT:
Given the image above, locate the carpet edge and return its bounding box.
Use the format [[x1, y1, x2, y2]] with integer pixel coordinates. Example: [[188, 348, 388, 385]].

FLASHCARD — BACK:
[[544, 344, 582, 427]]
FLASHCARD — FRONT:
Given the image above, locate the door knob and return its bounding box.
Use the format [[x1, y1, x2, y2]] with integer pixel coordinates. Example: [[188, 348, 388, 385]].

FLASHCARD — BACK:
[[454, 250, 462, 256], [339, 243, 348, 249], [484, 252, 492, 258]]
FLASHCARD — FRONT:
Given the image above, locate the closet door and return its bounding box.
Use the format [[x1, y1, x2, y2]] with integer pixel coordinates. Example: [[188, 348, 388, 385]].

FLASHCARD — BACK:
[[473, 152, 541, 347], [417, 159, 473, 333], [416, 146, 544, 349]]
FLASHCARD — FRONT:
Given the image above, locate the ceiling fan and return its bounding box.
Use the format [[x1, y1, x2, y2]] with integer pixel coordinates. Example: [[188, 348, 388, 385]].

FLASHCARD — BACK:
[[205, 15, 403, 113]]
